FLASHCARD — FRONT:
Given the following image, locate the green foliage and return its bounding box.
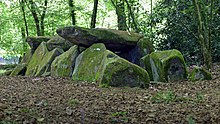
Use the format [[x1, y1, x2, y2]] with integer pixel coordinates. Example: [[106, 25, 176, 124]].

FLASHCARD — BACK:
[[196, 92, 205, 103], [111, 111, 128, 117], [111, 111, 129, 123], [152, 0, 220, 65], [150, 90, 176, 104], [150, 90, 205, 104], [1, 0, 219, 67], [0, 70, 6, 74], [187, 115, 196, 124], [68, 98, 80, 106]]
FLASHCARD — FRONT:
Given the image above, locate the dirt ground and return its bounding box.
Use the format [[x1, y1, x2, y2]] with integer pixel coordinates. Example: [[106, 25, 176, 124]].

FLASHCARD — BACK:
[[0, 64, 219, 124]]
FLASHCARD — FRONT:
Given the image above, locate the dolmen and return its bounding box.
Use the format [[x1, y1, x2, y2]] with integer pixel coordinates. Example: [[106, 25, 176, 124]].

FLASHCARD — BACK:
[[10, 26, 191, 88]]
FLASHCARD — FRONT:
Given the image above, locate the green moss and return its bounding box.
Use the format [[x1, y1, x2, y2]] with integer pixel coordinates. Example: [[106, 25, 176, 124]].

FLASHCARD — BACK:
[[188, 66, 212, 81], [26, 36, 51, 53], [10, 63, 27, 76], [140, 55, 153, 80], [101, 50, 150, 88], [72, 43, 150, 88], [46, 36, 73, 51], [20, 49, 32, 64], [90, 28, 143, 45], [72, 43, 107, 82], [141, 49, 187, 82], [51, 45, 79, 77], [137, 38, 154, 56], [26, 42, 49, 76], [35, 48, 64, 76]]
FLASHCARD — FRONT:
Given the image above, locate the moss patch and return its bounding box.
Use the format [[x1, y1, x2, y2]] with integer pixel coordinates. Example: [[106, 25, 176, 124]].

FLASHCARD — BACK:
[[46, 36, 73, 51], [26, 42, 49, 76], [51, 46, 79, 77], [35, 48, 64, 76], [188, 66, 212, 81], [101, 51, 150, 88], [10, 63, 27, 76], [141, 49, 187, 82], [72, 43, 107, 82], [20, 49, 32, 64], [72, 43, 150, 88], [90, 28, 143, 45], [137, 38, 154, 56]]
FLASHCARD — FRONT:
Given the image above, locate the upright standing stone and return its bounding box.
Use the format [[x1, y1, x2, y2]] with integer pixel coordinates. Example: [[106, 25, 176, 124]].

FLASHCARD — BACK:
[[141, 49, 187, 82], [72, 43, 150, 88], [26, 42, 49, 76], [51, 45, 79, 77]]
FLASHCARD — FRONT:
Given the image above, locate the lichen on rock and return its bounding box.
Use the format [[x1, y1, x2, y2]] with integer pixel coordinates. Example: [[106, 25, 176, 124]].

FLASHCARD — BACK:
[[51, 45, 79, 77], [141, 49, 187, 82], [46, 36, 73, 51], [11, 49, 32, 76], [72, 43, 107, 82], [101, 50, 150, 88], [72, 43, 150, 88], [26, 42, 49, 76], [188, 66, 212, 81], [35, 48, 64, 76]]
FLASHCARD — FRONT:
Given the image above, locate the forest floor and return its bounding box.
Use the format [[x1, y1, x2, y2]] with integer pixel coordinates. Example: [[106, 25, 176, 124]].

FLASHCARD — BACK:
[[0, 64, 220, 124]]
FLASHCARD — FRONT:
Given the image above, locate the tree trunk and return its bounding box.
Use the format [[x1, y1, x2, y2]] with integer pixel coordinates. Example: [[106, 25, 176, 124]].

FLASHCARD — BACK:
[[40, 0, 48, 36], [111, 0, 127, 31], [20, 0, 29, 36], [27, 0, 47, 36], [90, 0, 98, 28], [124, 0, 139, 32], [68, 0, 76, 25], [192, 0, 212, 69], [28, 0, 41, 36]]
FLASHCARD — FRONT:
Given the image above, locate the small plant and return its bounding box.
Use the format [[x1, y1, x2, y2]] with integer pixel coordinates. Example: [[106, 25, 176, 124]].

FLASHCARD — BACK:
[[196, 92, 205, 103], [19, 108, 30, 113], [150, 90, 176, 104], [111, 111, 127, 117], [111, 111, 128, 123], [68, 99, 80, 106], [0, 69, 6, 76], [187, 115, 195, 124], [99, 83, 110, 88]]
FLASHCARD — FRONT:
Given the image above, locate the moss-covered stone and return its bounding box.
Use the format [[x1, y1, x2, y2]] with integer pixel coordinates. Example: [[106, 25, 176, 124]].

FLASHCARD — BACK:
[[10, 63, 27, 76], [1, 70, 13, 76], [141, 49, 187, 82], [20, 49, 32, 64], [26, 36, 51, 54], [72, 43, 107, 82], [188, 66, 212, 81], [26, 42, 49, 76], [51, 46, 79, 77], [137, 38, 154, 56], [46, 36, 73, 51], [90, 28, 143, 45], [35, 48, 64, 76], [126, 38, 154, 65], [72, 43, 150, 88], [101, 50, 150, 88], [57, 26, 143, 52]]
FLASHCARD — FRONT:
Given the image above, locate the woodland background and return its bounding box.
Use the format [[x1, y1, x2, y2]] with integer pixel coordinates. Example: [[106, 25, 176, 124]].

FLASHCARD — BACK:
[[0, 0, 220, 68]]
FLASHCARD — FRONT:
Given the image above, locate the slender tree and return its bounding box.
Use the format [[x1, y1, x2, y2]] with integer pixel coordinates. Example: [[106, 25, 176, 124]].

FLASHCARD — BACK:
[[19, 0, 29, 53], [192, 0, 213, 69], [19, 0, 28, 36], [124, 0, 139, 32], [111, 0, 127, 30], [40, 0, 47, 36], [69, 0, 76, 25], [90, 0, 98, 28], [26, 0, 48, 36]]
